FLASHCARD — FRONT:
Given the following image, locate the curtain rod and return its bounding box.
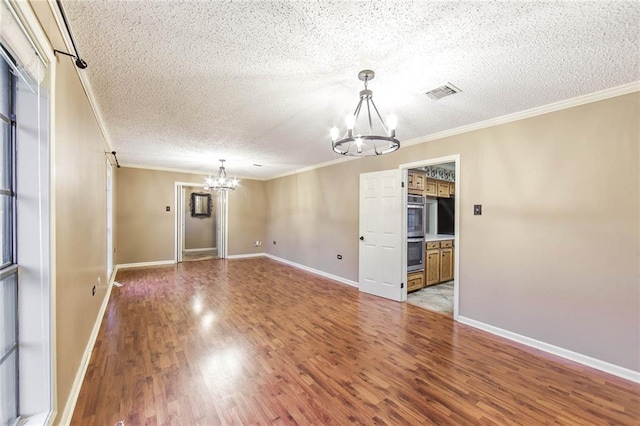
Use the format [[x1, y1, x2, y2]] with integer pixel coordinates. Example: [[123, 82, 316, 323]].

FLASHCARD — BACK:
[[54, 0, 87, 69]]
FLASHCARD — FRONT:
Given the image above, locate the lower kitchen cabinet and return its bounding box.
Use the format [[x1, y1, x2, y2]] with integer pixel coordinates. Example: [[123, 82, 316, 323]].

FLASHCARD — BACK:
[[407, 270, 424, 292], [440, 245, 453, 282], [425, 244, 441, 286], [424, 239, 454, 287]]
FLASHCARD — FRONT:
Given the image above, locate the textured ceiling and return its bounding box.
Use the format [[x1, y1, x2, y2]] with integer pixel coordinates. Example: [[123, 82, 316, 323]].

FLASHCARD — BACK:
[[60, 1, 640, 180]]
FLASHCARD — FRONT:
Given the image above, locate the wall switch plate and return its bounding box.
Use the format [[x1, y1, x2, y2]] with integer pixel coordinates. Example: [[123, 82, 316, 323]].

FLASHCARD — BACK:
[[474, 204, 482, 215], [166, 206, 170, 211], [337, 254, 342, 260]]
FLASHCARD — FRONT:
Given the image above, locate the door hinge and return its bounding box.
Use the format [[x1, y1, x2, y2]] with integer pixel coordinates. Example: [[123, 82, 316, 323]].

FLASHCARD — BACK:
[[401, 282, 404, 288]]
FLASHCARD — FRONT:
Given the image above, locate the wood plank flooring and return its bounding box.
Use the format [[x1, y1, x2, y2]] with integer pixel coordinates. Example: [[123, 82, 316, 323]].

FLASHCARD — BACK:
[[71, 257, 640, 425]]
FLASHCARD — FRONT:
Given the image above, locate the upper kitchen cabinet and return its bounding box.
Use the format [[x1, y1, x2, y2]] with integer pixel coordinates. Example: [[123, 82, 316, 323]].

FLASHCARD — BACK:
[[408, 170, 426, 196], [437, 181, 450, 198], [425, 179, 437, 197]]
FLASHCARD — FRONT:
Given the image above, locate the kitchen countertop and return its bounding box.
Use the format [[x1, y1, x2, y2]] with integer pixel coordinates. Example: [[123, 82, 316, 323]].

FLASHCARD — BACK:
[[425, 234, 455, 242]]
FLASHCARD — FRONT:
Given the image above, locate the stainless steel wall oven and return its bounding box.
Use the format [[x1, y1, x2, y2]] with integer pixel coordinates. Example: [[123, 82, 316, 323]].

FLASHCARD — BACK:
[[407, 195, 426, 238]]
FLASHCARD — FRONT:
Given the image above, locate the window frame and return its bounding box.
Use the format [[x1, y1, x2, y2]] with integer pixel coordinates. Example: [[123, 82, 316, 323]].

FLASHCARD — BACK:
[[0, 47, 19, 425]]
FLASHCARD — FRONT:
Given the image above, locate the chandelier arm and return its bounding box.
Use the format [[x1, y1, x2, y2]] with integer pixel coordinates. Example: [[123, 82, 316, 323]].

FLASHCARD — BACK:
[[366, 98, 373, 135], [369, 98, 389, 134], [353, 98, 364, 126]]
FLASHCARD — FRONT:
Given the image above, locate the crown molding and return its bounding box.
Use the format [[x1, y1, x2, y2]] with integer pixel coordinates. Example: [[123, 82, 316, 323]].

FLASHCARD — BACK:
[[401, 81, 640, 149], [267, 81, 640, 181], [119, 163, 265, 181], [268, 155, 356, 181]]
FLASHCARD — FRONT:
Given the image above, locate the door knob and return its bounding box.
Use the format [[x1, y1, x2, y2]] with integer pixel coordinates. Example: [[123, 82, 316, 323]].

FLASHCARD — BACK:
[[359, 236, 364, 241]]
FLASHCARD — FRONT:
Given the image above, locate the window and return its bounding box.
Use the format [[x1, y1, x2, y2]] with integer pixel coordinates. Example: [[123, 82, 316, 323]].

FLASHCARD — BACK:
[[0, 50, 18, 425]]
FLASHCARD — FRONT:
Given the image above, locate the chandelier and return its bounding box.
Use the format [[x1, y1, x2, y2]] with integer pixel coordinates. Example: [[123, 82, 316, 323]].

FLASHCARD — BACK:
[[205, 160, 238, 191], [331, 70, 399, 156]]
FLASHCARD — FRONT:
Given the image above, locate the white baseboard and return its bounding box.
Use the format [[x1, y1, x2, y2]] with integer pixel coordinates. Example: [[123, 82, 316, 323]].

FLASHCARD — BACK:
[[58, 266, 119, 425], [458, 316, 640, 384], [116, 259, 175, 269], [183, 247, 216, 253], [264, 254, 359, 288], [226, 252, 265, 259]]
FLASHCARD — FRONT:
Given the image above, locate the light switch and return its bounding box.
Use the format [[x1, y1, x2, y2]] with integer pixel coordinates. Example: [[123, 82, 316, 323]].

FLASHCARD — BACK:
[[474, 204, 482, 215]]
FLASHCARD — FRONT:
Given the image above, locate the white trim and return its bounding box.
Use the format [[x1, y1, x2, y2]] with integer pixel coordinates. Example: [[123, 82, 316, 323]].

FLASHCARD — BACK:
[[226, 253, 265, 259], [120, 163, 264, 181], [10, 0, 55, 63], [458, 316, 640, 384], [264, 254, 359, 288], [399, 155, 461, 320], [57, 267, 117, 426], [183, 247, 216, 253], [269, 82, 640, 181], [221, 191, 228, 258], [403, 81, 640, 150], [45, 0, 114, 152], [269, 155, 353, 180], [116, 260, 175, 269], [48, 52, 57, 426]]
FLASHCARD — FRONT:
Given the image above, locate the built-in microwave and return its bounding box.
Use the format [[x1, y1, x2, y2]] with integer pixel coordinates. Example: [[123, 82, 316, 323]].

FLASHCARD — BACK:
[[407, 237, 425, 272], [407, 195, 426, 238]]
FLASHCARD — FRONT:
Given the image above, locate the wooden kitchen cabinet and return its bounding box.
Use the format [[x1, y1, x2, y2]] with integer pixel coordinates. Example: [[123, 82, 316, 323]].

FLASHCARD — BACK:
[[425, 247, 441, 286], [425, 179, 437, 196], [449, 181, 455, 196], [437, 181, 450, 198], [408, 171, 426, 195], [407, 270, 424, 292], [440, 245, 454, 282], [424, 239, 454, 287]]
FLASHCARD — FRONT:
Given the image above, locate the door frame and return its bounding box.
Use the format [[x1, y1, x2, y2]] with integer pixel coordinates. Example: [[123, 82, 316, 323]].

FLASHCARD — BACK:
[[399, 154, 461, 320], [174, 182, 228, 262]]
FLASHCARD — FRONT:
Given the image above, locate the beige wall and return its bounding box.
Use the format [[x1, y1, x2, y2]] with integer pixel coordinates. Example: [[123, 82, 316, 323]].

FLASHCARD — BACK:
[[228, 178, 267, 255], [265, 92, 640, 372], [116, 168, 266, 263], [184, 187, 216, 250], [31, 2, 111, 421]]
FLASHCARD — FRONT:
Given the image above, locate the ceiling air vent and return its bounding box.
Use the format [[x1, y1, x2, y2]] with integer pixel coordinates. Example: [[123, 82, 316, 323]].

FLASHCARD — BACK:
[[425, 83, 461, 100]]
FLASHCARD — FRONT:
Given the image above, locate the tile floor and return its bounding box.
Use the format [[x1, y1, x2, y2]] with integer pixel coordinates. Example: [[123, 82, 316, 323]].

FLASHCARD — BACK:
[[407, 281, 454, 316], [182, 249, 218, 262]]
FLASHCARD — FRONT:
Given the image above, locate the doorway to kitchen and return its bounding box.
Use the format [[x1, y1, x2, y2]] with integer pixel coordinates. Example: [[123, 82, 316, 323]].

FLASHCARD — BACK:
[[175, 183, 228, 262], [401, 155, 460, 319]]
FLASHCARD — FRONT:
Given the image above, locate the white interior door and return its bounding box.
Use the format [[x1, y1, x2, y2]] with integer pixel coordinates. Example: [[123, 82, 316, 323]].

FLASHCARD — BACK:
[[359, 169, 403, 301]]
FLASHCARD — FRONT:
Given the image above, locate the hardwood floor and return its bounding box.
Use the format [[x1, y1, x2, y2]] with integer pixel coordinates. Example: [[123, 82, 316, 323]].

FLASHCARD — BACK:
[[72, 257, 639, 425]]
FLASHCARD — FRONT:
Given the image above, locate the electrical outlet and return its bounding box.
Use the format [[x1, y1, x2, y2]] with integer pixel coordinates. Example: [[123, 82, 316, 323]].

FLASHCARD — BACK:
[[273, 241, 277, 245], [474, 204, 482, 215], [254, 240, 262, 247], [166, 206, 170, 211], [92, 285, 96, 296], [337, 254, 342, 260]]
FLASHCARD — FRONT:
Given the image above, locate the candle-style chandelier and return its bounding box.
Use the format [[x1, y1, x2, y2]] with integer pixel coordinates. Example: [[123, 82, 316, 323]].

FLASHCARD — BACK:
[[330, 70, 399, 156], [205, 159, 238, 191]]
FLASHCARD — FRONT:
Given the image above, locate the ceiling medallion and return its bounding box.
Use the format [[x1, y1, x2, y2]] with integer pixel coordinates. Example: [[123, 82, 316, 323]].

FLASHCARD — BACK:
[[331, 69, 399, 156], [205, 159, 238, 191]]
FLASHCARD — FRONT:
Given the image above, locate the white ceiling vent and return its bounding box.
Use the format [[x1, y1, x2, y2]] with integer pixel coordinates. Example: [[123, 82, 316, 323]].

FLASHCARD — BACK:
[[425, 83, 462, 100]]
